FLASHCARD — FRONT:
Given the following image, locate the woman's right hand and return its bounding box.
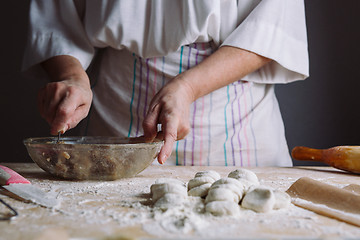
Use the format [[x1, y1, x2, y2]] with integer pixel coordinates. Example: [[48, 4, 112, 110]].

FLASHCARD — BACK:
[[39, 55, 92, 135], [38, 78, 93, 135]]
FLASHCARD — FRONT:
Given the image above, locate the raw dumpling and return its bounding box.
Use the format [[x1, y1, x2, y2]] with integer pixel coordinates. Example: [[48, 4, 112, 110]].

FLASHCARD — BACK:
[[205, 200, 240, 216], [187, 170, 221, 197], [208, 178, 245, 202], [241, 186, 275, 213], [153, 193, 186, 210], [241, 184, 292, 213], [228, 169, 259, 191], [273, 189, 291, 209], [205, 178, 244, 216], [150, 178, 187, 210]]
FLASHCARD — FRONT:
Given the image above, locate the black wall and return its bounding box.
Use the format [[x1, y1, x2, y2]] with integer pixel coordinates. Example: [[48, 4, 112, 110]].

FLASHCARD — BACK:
[[1, 1, 360, 165], [276, 0, 360, 165]]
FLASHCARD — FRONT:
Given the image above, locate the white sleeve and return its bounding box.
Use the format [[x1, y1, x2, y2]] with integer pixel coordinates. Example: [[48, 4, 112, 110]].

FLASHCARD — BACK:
[[22, 0, 95, 79], [221, 0, 309, 83]]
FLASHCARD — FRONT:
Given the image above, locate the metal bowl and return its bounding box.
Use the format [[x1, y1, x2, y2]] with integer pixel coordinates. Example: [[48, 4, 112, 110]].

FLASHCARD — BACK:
[[23, 136, 163, 180]]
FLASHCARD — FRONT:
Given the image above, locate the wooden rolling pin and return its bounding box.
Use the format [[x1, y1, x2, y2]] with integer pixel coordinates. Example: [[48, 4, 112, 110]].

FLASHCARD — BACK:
[[287, 177, 360, 227], [292, 146, 360, 174]]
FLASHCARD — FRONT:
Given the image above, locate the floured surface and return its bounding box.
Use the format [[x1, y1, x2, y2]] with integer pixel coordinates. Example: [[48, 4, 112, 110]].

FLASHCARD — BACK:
[[1, 164, 360, 240]]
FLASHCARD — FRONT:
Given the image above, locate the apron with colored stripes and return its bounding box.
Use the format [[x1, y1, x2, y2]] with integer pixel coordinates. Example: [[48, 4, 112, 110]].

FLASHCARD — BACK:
[[86, 42, 292, 166]]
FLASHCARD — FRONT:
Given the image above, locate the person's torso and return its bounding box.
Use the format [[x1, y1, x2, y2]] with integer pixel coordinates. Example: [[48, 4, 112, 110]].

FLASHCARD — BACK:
[[80, 0, 260, 57], [86, 43, 292, 167]]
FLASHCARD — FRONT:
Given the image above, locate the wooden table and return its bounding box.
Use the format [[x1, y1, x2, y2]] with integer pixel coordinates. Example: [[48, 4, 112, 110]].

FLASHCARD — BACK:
[[1, 163, 360, 240]]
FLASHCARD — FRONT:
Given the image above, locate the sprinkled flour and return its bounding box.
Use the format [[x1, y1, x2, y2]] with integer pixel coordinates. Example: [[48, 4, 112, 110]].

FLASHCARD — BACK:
[[1, 165, 360, 240]]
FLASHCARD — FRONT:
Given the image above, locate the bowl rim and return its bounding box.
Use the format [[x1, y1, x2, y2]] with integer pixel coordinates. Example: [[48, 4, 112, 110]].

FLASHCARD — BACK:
[[23, 136, 163, 147]]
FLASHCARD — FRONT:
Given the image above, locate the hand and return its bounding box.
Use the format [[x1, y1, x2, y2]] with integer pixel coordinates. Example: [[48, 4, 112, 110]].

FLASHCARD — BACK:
[[37, 78, 92, 135], [143, 75, 195, 164], [143, 46, 270, 164]]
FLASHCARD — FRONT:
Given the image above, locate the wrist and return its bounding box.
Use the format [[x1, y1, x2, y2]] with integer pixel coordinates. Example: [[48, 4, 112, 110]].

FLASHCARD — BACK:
[[173, 71, 198, 103], [41, 55, 90, 86]]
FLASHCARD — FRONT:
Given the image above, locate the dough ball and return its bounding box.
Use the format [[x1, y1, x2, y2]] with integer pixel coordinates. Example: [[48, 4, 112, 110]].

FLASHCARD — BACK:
[[188, 183, 212, 197], [212, 178, 244, 189], [154, 178, 185, 186], [154, 193, 186, 210], [210, 178, 245, 200], [194, 170, 221, 181], [188, 176, 215, 190], [241, 186, 275, 213], [237, 178, 258, 192], [205, 201, 240, 216], [205, 186, 240, 203], [187, 170, 221, 197], [273, 189, 291, 210], [228, 169, 259, 185], [151, 181, 187, 203], [150, 179, 188, 209]]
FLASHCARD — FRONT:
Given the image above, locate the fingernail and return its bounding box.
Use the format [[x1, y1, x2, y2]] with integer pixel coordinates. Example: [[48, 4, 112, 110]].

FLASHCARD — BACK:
[[60, 126, 68, 134], [161, 152, 168, 164]]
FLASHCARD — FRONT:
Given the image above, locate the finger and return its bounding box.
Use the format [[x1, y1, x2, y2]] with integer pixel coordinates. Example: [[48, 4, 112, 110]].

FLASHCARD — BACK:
[[157, 117, 178, 164], [155, 131, 164, 141], [44, 83, 66, 124], [50, 91, 81, 135], [38, 86, 58, 125], [158, 138, 175, 164], [39, 83, 66, 126], [143, 103, 160, 142], [155, 123, 189, 141], [66, 104, 90, 129], [177, 123, 191, 140]]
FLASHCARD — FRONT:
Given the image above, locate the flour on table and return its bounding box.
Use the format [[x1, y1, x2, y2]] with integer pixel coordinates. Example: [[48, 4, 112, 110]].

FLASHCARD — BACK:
[[5, 167, 360, 240]]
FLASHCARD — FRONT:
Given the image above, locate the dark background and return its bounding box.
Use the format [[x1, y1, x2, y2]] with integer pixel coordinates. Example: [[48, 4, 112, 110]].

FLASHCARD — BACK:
[[1, 1, 360, 165]]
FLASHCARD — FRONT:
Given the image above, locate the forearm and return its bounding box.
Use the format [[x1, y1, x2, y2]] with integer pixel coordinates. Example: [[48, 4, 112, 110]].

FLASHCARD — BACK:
[[180, 46, 271, 102]]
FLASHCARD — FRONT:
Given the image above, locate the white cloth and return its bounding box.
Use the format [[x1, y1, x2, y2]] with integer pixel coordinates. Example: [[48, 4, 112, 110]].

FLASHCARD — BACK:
[[23, 0, 309, 166]]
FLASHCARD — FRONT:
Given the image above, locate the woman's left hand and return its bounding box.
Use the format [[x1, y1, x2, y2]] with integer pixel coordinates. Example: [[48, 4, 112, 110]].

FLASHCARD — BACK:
[[143, 74, 195, 164], [143, 46, 271, 164]]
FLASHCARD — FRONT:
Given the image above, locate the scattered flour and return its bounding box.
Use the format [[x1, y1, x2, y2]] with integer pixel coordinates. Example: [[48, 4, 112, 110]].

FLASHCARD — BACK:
[[2, 170, 360, 239]]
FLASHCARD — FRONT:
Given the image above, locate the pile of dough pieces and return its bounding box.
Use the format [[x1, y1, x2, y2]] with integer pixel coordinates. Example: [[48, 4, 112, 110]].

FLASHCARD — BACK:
[[150, 169, 291, 216]]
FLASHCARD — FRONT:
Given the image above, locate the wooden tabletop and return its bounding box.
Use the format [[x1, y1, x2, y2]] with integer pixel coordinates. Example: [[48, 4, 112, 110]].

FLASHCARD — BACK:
[[1, 163, 360, 240]]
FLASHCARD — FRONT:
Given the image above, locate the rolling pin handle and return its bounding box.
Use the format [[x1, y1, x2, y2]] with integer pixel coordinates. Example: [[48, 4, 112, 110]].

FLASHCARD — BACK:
[[291, 146, 324, 161]]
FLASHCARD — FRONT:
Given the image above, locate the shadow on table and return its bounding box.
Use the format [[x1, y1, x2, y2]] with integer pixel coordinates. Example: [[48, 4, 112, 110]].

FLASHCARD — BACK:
[[292, 166, 360, 177]]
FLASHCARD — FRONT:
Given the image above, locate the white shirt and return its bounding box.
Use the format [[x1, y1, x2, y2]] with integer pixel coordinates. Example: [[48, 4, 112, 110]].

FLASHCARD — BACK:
[[23, 0, 309, 166]]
